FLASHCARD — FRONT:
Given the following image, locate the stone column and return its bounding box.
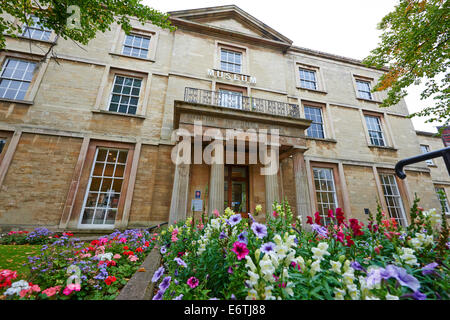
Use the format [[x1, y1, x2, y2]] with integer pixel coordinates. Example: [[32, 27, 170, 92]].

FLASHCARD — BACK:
[[208, 163, 224, 216], [263, 148, 280, 213], [169, 162, 190, 225], [292, 151, 311, 228]]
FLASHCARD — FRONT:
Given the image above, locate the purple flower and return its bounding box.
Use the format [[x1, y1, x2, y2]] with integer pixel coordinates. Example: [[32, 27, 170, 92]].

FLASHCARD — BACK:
[[219, 232, 227, 240], [160, 246, 167, 255], [421, 262, 438, 276], [248, 213, 255, 223], [228, 214, 242, 227], [350, 261, 366, 272], [159, 276, 171, 292], [382, 265, 421, 292], [366, 268, 383, 287], [260, 242, 276, 254], [311, 224, 328, 238], [174, 257, 187, 268], [173, 294, 183, 300], [412, 291, 427, 300], [152, 266, 164, 283], [152, 290, 164, 300], [237, 231, 248, 244], [251, 222, 268, 239]]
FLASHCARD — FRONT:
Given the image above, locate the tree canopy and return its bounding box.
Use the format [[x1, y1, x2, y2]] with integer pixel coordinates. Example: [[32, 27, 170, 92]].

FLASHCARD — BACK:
[[0, 1, 175, 52], [363, 0, 449, 128]]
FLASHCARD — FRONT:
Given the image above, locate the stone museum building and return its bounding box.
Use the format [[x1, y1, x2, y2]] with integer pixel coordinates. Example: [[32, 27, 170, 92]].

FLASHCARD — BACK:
[[0, 5, 448, 232]]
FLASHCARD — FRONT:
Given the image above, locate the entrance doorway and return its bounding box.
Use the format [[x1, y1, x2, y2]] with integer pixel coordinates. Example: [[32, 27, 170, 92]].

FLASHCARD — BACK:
[[224, 165, 249, 215]]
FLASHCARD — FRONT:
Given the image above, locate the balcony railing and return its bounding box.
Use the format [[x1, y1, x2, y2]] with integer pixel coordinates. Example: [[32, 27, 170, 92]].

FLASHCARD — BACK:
[[184, 87, 301, 119]]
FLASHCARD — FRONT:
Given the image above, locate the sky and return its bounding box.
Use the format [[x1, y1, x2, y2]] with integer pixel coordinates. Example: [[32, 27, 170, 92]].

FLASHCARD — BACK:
[[145, 0, 444, 133]]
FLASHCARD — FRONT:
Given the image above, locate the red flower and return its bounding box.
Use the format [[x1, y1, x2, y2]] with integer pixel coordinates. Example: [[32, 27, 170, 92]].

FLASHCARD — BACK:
[[336, 231, 345, 243], [335, 208, 345, 225], [144, 241, 150, 247], [328, 209, 335, 219], [107, 260, 117, 267], [135, 247, 143, 253], [306, 216, 313, 225], [345, 235, 354, 247], [91, 240, 99, 246], [272, 211, 279, 218], [87, 246, 95, 251], [123, 246, 129, 250], [123, 250, 134, 256], [177, 252, 185, 257], [104, 276, 117, 286], [314, 212, 322, 225]]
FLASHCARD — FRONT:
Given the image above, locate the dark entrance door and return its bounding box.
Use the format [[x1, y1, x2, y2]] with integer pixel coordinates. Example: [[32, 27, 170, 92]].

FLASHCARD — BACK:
[[224, 165, 249, 216]]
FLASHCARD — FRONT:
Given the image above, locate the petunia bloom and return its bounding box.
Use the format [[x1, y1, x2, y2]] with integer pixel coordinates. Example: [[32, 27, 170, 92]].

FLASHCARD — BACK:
[[231, 241, 250, 260], [251, 222, 268, 239], [187, 276, 199, 289]]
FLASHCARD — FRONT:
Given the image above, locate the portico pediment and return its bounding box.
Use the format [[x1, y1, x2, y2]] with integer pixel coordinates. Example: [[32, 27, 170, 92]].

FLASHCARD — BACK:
[[168, 5, 293, 47]]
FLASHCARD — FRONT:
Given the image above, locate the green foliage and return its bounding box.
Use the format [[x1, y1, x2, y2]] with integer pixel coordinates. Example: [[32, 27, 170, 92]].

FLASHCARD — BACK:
[[0, 0, 175, 50], [363, 0, 449, 127]]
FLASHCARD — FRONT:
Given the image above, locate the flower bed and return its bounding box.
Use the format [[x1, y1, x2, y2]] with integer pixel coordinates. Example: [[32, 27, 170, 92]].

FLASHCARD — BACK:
[[151, 199, 449, 300], [0, 228, 74, 245], [0, 229, 158, 300]]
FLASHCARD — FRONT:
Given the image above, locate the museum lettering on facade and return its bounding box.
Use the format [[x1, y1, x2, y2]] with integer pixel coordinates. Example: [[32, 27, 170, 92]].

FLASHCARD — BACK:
[[0, 5, 448, 232]]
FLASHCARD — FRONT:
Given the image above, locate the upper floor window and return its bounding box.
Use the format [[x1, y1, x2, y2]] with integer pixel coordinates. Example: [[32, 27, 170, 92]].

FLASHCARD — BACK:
[[435, 187, 450, 214], [22, 15, 52, 41], [299, 68, 317, 90], [122, 34, 151, 59], [0, 58, 36, 101], [365, 115, 385, 146], [420, 145, 434, 165], [108, 75, 142, 115], [356, 79, 373, 100], [220, 49, 242, 73], [304, 106, 325, 139]]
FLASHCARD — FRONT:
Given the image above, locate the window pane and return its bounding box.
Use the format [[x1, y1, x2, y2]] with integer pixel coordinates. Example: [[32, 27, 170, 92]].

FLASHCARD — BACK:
[[109, 75, 141, 114], [313, 167, 338, 225], [380, 174, 406, 226], [0, 59, 36, 100], [80, 148, 128, 225]]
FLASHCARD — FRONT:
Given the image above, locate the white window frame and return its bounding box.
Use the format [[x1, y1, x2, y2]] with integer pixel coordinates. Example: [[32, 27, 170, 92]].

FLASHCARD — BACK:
[[299, 68, 318, 90], [356, 79, 373, 100], [0, 58, 36, 101], [365, 115, 386, 147], [21, 15, 52, 41], [313, 167, 338, 225], [78, 147, 128, 229], [220, 48, 242, 74], [420, 145, 434, 165], [304, 105, 325, 139], [379, 174, 407, 226], [435, 187, 450, 214], [122, 33, 151, 59], [108, 75, 142, 115], [218, 89, 243, 110]]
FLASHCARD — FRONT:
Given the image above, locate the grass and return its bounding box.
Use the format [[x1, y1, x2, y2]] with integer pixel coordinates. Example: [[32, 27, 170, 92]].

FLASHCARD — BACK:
[[0, 245, 42, 279]]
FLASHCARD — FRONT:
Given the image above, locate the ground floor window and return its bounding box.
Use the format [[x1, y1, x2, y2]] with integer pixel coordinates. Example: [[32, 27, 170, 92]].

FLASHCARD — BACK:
[[312, 167, 338, 224], [0, 139, 5, 154], [435, 187, 450, 214], [224, 165, 248, 213], [379, 174, 407, 226], [80, 147, 128, 226]]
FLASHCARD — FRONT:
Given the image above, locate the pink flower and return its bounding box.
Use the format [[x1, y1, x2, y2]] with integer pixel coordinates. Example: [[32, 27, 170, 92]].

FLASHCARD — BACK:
[[120, 237, 127, 243], [63, 287, 72, 296], [187, 277, 199, 289], [113, 254, 121, 259], [67, 283, 80, 292], [128, 255, 139, 262], [213, 209, 220, 217], [42, 286, 61, 297], [231, 241, 249, 260]]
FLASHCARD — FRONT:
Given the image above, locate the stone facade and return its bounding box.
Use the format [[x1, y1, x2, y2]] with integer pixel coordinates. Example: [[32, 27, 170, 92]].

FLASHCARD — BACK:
[[0, 5, 447, 232]]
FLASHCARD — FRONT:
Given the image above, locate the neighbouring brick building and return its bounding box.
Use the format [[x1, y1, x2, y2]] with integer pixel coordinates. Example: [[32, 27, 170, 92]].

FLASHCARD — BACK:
[[0, 5, 448, 233]]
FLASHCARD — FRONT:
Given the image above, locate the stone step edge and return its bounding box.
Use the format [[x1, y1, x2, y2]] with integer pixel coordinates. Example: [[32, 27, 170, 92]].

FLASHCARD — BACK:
[[115, 246, 162, 300]]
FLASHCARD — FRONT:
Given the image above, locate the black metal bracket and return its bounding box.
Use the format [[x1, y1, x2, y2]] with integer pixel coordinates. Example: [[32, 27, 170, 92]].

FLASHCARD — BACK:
[[395, 146, 450, 179]]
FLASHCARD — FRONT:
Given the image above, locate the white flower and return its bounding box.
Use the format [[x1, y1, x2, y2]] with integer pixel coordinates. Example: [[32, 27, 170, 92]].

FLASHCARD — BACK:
[[210, 218, 221, 230], [246, 289, 258, 300], [400, 247, 419, 267], [310, 260, 322, 274], [330, 260, 342, 274], [5, 280, 30, 296], [385, 293, 400, 300], [334, 288, 346, 300], [245, 255, 257, 272], [247, 271, 260, 287], [293, 256, 305, 270], [97, 252, 113, 261], [346, 284, 360, 300]]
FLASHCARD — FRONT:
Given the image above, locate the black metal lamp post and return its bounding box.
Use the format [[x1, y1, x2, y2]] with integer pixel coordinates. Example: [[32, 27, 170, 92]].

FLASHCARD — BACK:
[[395, 146, 450, 179]]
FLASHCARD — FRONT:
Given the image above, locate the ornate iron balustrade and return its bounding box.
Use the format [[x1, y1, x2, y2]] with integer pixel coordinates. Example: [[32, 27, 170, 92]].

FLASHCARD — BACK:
[[184, 87, 301, 119]]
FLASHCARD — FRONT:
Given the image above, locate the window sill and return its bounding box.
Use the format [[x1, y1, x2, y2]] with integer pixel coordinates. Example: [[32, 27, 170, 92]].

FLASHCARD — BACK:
[[297, 87, 327, 94], [305, 136, 337, 143], [109, 52, 155, 63], [7, 34, 57, 45], [426, 164, 437, 168], [368, 144, 397, 151], [92, 109, 146, 119], [0, 98, 33, 105], [357, 97, 382, 104]]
